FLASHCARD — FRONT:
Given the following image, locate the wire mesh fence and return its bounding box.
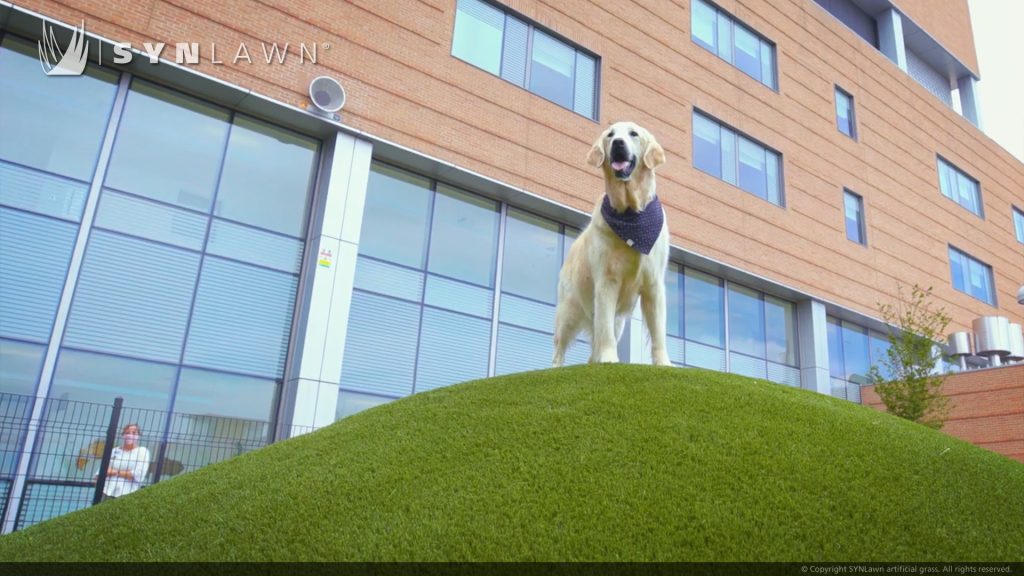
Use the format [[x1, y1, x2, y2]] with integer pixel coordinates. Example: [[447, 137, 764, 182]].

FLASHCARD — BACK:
[[0, 392, 316, 532]]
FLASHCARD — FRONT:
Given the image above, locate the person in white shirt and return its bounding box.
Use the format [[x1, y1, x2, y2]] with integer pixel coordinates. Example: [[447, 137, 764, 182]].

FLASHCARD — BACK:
[[99, 423, 150, 500]]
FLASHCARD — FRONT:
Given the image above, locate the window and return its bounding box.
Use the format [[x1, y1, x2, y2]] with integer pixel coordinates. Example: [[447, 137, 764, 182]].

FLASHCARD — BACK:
[[1013, 206, 1024, 244], [937, 157, 983, 217], [452, 0, 599, 119], [948, 247, 996, 306], [827, 317, 891, 401], [691, 0, 777, 89], [343, 163, 502, 401], [835, 86, 856, 139], [843, 190, 866, 245], [693, 110, 783, 206]]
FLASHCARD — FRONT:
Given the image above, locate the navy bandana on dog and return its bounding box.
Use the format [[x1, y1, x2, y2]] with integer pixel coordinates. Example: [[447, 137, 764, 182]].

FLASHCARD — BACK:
[[600, 195, 664, 255]]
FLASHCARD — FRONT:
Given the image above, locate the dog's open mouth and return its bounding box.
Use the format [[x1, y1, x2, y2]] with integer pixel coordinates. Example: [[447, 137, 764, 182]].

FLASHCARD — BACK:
[[610, 156, 637, 180]]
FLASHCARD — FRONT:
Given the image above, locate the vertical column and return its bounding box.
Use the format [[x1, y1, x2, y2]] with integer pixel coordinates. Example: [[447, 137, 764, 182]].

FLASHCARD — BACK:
[[877, 8, 908, 72], [797, 300, 831, 396], [279, 132, 372, 437], [2, 73, 132, 535], [956, 76, 983, 129]]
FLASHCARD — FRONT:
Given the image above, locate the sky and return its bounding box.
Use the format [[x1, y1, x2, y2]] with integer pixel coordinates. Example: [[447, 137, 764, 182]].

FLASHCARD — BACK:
[[967, 0, 1024, 162]]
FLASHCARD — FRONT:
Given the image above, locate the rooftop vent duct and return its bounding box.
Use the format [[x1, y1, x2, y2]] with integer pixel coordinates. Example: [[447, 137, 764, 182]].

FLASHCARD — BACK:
[[1008, 323, 1024, 363], [947, 331, 974, 370], [972, 316, 1010, 367]]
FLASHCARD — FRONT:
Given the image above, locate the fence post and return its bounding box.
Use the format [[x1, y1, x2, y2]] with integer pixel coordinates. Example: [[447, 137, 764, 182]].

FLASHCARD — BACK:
[[92, 397, 123, 506]]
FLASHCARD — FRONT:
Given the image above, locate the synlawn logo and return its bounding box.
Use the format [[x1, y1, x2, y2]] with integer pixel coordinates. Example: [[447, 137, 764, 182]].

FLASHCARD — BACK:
[[36, 20, 326, 77], [38, 20, 88, 76]]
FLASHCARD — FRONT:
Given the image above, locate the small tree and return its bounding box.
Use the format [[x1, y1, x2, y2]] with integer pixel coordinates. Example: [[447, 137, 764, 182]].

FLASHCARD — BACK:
[[869, 284, 952, 429]]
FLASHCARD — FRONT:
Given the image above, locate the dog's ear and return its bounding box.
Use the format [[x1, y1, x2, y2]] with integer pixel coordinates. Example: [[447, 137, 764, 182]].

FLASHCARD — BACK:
[[586, 136, 605, 168], [643, 134, 666, 170]]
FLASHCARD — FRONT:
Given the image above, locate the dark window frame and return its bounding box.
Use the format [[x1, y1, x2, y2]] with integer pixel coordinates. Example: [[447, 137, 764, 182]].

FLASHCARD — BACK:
[[834, 85, 857, 140], [936, 155, 985, 219], [948, 245, 997, 307], [692, 108, 786, 207], [450, 0, 601, 121], [690, 0, 779, 91], [842, 188, 866, 246]]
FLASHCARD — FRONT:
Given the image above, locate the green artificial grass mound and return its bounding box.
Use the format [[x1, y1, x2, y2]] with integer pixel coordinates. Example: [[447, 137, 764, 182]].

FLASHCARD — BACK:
[[1, 364, 1022, 561]]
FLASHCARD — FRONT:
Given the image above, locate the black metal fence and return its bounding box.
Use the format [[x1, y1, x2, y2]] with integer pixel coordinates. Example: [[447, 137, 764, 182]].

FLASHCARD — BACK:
[[0, 392, 315, 532]]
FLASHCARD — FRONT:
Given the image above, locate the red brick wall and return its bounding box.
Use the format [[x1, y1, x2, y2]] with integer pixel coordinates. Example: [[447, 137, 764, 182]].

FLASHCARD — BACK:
[[13, 0, 1024, 332], [862, 365, 1024, 463]]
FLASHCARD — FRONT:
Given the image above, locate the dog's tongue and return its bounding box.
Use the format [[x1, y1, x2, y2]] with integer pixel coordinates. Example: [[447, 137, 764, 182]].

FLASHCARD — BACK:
[[611, 160, 630, 171]]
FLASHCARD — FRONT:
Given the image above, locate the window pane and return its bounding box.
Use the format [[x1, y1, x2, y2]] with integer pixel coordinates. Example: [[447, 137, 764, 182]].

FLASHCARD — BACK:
[[452, 0, 504, 75], [955, 171, 978, 214], [759, 40, 775, 89], [693, 113, 722, 177], [765, 150, 781, 206], [0, 208, 78, 343], [692, 0, 717, 52], [336, 390, 393, 421], [938, 161, 952, 199], [0, 338, 45, 396], [716, 13, 732, 62], [184, 257, 298, 378], [733, 25, 762, 81], [949, 249, 966, 292], [869, 330, 893, 381], [415, 307, 490, 392], [215, 116, 318, 237], [573, 52, 597, 118], [966, 258, 992, 304], [836, 89, 854, 137], [844, 191, 863, 244], [340, 291, 419, 397], [49, 349, 175, 411], [665, 263, 683, 338], [64, 231, 201, 363], [174, 368, 277, 422], [0, 36, 118, 182], [738, 137, 767, 199], [428, 185, 500, 287], [502, 209, 561, 303], [721, 127, 737, 185], [358, 164, 432, 268], [530, 30, 575, 109], [1014, 208, 1024, 243], [827, 316, 844, 379], [104, 79, 231, 212], [0, 160, 90, 222], [684, 268, 724, 347], [728, 284, 765, 358], [841, 322, 870, 385], [501, 16, 529, 86], [765, 296, 796, 366], [94, 190, 207, 251]]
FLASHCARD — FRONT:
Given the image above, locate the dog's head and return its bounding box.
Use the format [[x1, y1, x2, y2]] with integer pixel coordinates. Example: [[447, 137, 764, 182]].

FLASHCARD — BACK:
[[586, 121, 665, 181]]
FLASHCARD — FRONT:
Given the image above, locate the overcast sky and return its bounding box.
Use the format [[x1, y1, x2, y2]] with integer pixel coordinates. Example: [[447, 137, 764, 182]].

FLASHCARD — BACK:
[[967, 0, 1024, 162]]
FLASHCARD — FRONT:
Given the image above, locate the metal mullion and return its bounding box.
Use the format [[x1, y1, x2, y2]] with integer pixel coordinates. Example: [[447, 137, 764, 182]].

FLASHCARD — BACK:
[[158, 109, 238, 468], [409, 182, 438, 395], [723, 278, 731, 374], [2, 70, 132, 535], [488, 203, 508, 377]]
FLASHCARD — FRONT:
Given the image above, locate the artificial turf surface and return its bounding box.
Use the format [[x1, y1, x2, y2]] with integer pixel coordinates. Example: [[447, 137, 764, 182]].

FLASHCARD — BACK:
[[1, 364, 1022, 561]]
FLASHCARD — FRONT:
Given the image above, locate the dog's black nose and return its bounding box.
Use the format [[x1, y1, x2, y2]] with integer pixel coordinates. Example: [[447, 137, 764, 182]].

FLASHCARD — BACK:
[[611, 138, 626, 149]]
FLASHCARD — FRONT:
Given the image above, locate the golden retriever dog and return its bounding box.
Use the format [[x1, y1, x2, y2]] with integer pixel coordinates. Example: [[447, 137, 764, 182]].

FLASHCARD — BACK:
[[552, 121, 671, 367]]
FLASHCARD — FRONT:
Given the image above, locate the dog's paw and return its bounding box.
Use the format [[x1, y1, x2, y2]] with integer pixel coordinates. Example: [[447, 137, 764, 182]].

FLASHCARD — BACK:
[[592, 349, 620, 364], [652, 350, 671, 366]]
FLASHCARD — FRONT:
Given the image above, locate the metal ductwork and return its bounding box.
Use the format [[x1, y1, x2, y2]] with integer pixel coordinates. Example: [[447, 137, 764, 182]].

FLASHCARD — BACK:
[[972, 316, 1011, 367], [947, 331, 974, 370], [1008, 323, 1024, 363]]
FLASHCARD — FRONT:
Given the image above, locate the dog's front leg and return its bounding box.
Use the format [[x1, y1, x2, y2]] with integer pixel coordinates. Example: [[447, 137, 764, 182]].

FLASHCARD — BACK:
[[642, 284, 671, 366], [591, 278, 621, 363]]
